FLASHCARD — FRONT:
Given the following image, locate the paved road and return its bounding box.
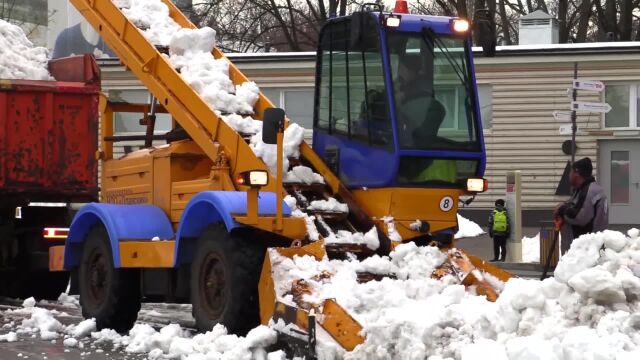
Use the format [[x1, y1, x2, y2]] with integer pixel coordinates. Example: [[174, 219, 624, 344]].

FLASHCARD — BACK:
[[0, 302, 194, 360]]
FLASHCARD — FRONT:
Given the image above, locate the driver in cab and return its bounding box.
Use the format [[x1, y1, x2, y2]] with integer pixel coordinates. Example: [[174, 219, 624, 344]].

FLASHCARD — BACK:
[[395, 56, 457, 184]]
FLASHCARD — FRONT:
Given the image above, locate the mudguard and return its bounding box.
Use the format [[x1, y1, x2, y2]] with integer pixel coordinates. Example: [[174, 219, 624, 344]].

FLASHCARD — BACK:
[[64, 203, 174, 268], [174, 191, 292, 265]]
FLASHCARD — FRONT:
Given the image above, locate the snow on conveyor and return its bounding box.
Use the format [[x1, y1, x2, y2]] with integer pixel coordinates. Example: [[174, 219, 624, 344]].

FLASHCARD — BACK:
[[0, 20, 52, 80]]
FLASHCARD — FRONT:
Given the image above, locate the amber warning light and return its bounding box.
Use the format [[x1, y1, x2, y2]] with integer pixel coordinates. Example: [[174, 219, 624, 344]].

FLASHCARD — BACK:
[[43, 227, 69, 240]]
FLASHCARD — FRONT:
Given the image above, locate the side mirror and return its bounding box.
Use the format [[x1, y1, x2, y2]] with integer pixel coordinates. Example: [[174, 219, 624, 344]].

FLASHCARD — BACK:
[[474, 9, 496, 57], [262, 108, 285, 145]]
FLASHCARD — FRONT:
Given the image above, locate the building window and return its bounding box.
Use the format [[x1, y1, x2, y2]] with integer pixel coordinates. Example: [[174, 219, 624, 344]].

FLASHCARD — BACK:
[[262, 88, 314, 129], [478, 84, 492, 130], [109, 90, 172, 134], [604, 84, 640, 129], [610, 151, 630, 204]]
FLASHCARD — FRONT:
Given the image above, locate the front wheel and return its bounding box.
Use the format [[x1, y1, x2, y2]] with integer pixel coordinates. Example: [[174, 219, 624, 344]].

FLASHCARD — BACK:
[[78, 225, 141, 332], [190, 225, 264, 335]]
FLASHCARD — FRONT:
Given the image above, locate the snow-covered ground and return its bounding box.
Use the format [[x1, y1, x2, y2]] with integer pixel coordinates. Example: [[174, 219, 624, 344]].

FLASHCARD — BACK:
[[2, 228, 638, 359], [455, 214, 485, 239], [0, 19, 52, 80], [522, 233, 541, 263]]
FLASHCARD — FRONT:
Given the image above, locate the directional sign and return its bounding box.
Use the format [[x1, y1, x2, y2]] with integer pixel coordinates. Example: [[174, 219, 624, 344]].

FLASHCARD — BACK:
[[571, 101, 611, 113], [573, 79, 604, 92], [559, 124, 575, 135], [553, 111, 572, 121]]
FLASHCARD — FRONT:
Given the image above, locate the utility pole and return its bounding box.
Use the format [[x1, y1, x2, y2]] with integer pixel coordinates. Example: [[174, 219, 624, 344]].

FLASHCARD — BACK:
[[570, 62, 578, 167]]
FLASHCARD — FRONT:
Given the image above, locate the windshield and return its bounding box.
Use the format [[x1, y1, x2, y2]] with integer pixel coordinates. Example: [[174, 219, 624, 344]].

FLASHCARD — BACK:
[[388, 32, 480, 152]]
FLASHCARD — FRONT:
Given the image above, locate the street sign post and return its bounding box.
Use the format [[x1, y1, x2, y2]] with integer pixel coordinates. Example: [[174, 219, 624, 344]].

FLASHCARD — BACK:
[[573, 79, 604, 92], [571, 101, 611, 113], [553, 111, 572, 121], [559, 124, 575, 135]]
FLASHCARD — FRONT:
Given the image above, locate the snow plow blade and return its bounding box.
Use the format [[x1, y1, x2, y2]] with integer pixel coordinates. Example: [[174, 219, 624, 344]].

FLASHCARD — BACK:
[[259, 241, 513, 352]]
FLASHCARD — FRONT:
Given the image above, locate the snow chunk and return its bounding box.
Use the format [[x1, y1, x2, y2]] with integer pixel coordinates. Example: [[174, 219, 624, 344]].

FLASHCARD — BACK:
[[251, 123, 305, 175], [169, 26, 216, 56], [325, 227, 379, 250], [22, 297, 36, 308], [461, 339, 507, 360], [67, 318, 96, 339], [63, 338, 78, 347], [122, 0, 181, 46], [382, 216, 402, 242], [0, 332, 17, 342], [220, 113, 262, 134], [522, 233, 541, 263], [285, 165, 325, 185], [0, 20, 52, 80], [307, 197, 348, 213], [568, 266, 626, 304], [409, 219, 422, 231], [57, 293, 80, 307], [555, 231, 607, 283], [21, 308, 63, 340], [455, 214, 485, 239]]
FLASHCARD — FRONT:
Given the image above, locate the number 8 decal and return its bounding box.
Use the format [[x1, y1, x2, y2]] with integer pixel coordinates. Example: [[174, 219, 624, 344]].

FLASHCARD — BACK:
[[439, 196, 454, 212]]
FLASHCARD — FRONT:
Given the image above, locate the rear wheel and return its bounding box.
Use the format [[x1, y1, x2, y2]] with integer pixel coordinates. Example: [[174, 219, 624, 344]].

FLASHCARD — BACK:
[[190, 224, 264, 335], [79, 226, 140, 332]]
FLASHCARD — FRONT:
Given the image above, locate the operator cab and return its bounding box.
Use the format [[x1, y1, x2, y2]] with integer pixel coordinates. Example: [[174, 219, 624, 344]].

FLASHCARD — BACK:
[[312, 8, 494, 190]]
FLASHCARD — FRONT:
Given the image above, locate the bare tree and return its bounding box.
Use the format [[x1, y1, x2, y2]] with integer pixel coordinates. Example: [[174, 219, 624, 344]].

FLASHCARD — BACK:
[[193, 0, 353, 52]]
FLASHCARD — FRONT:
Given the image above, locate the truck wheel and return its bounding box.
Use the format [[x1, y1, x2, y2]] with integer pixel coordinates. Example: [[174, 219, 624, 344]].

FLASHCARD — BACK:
[[190, 224, 264, 335], [79, 225, 141, 332]]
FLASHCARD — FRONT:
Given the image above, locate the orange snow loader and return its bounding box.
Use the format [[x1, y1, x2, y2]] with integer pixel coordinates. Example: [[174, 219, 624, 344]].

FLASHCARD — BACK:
[[50, 0, 512, 354]]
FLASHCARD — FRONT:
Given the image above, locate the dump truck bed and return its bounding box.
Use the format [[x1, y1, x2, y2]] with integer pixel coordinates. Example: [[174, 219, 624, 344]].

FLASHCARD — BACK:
[[0, 55, 100, 202]]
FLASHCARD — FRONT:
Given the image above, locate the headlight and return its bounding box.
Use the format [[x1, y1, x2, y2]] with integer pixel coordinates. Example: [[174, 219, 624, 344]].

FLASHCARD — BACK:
[[385, 15, 401, 28], [452, 19, 470, 33], [466, 178, 488, 193], [237, 170, 269, 187]]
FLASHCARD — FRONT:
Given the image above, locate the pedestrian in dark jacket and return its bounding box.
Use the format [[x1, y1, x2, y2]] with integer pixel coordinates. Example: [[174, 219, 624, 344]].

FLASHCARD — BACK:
[[555, 157, 608, 254], [488, 199, 510, 262]]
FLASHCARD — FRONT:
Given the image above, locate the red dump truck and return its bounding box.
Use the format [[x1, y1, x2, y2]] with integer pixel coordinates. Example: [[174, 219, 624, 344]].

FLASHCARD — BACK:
[[0, 55, 100, 299]]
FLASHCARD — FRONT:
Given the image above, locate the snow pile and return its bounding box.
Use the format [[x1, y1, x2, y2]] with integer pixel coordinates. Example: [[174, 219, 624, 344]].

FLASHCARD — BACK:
[[268, 229, 640, 359], [19, 306, 65, 340], [285, 165, 325, 185], [90, 323, 279, 359], [522, 233, 540, 263], [455, 214, 485, 239], [0, 20, 52, 81], [308, 197, 348, 213]]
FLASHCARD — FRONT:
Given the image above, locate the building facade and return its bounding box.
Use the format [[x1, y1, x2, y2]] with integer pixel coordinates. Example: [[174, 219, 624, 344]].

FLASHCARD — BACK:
[[98, 43, 640, 228]]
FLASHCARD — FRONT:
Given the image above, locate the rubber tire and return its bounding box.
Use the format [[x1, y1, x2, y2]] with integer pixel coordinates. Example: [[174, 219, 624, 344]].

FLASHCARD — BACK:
[[190, 224, 265, 335], [79, 226, 141, 332]]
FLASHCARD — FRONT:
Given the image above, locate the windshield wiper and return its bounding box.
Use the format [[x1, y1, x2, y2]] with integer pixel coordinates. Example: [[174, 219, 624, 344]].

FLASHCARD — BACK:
[[420, 29, 471, 93], [420, 29, 477, 139]]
